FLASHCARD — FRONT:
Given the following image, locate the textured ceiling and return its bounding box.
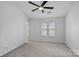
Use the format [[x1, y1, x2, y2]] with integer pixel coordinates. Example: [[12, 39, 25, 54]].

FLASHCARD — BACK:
[[15, 1, 73, 19]]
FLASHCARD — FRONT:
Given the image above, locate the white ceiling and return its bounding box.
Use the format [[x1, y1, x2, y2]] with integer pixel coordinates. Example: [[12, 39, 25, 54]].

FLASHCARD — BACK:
[[15, 1, 74, 19]]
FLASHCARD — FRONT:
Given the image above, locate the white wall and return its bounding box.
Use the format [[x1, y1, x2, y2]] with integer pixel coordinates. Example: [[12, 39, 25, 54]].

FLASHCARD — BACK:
[[65, 2, 79, 55], [29, 17, 65, 43], [0, 2, 28, 56]]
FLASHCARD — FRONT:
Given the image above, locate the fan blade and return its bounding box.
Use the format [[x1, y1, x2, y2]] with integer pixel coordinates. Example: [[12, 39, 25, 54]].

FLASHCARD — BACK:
[[32, 8, 39, 11], [41, 1, 47, 7], [28, 1, 40, 7], [44, 7, 54, 9], [41, 10, 44, 13]]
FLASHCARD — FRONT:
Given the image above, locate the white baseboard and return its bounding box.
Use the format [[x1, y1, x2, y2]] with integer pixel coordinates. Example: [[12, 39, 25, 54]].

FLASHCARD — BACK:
[[65, 42, 79, 56], [71, 49, 79, 56], [29, 40, 65, 44], [0, 41, 25, 56]]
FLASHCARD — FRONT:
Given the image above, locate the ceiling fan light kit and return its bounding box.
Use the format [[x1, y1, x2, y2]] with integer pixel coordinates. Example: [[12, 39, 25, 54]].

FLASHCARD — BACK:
[[28, 1, 54, 13], [39, 7, 44, 11]]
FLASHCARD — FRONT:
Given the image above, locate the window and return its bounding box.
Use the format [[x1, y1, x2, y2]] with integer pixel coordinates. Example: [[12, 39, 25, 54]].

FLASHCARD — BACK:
[[41, 22, 56, 37], [41, 23, 47, 36], [48, 22, 56, 36]]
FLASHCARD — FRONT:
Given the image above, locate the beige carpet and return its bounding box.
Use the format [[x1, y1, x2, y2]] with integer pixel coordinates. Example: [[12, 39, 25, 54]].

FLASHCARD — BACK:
[[2, 41, 78, 57]]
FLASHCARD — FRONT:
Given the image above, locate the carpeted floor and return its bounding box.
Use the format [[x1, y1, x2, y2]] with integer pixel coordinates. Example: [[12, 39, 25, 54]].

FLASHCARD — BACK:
[[2, 41, 78, 57]]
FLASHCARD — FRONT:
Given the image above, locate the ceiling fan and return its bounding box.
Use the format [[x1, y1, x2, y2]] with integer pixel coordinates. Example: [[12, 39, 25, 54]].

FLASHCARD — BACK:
[[28, 1, 54, 13]]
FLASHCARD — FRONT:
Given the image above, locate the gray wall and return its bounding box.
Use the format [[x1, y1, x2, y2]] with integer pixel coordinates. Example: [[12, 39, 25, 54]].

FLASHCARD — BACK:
[[65, 2, 79, 55], [29, 17, 65, 43], [0, 2, 28, 56]]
